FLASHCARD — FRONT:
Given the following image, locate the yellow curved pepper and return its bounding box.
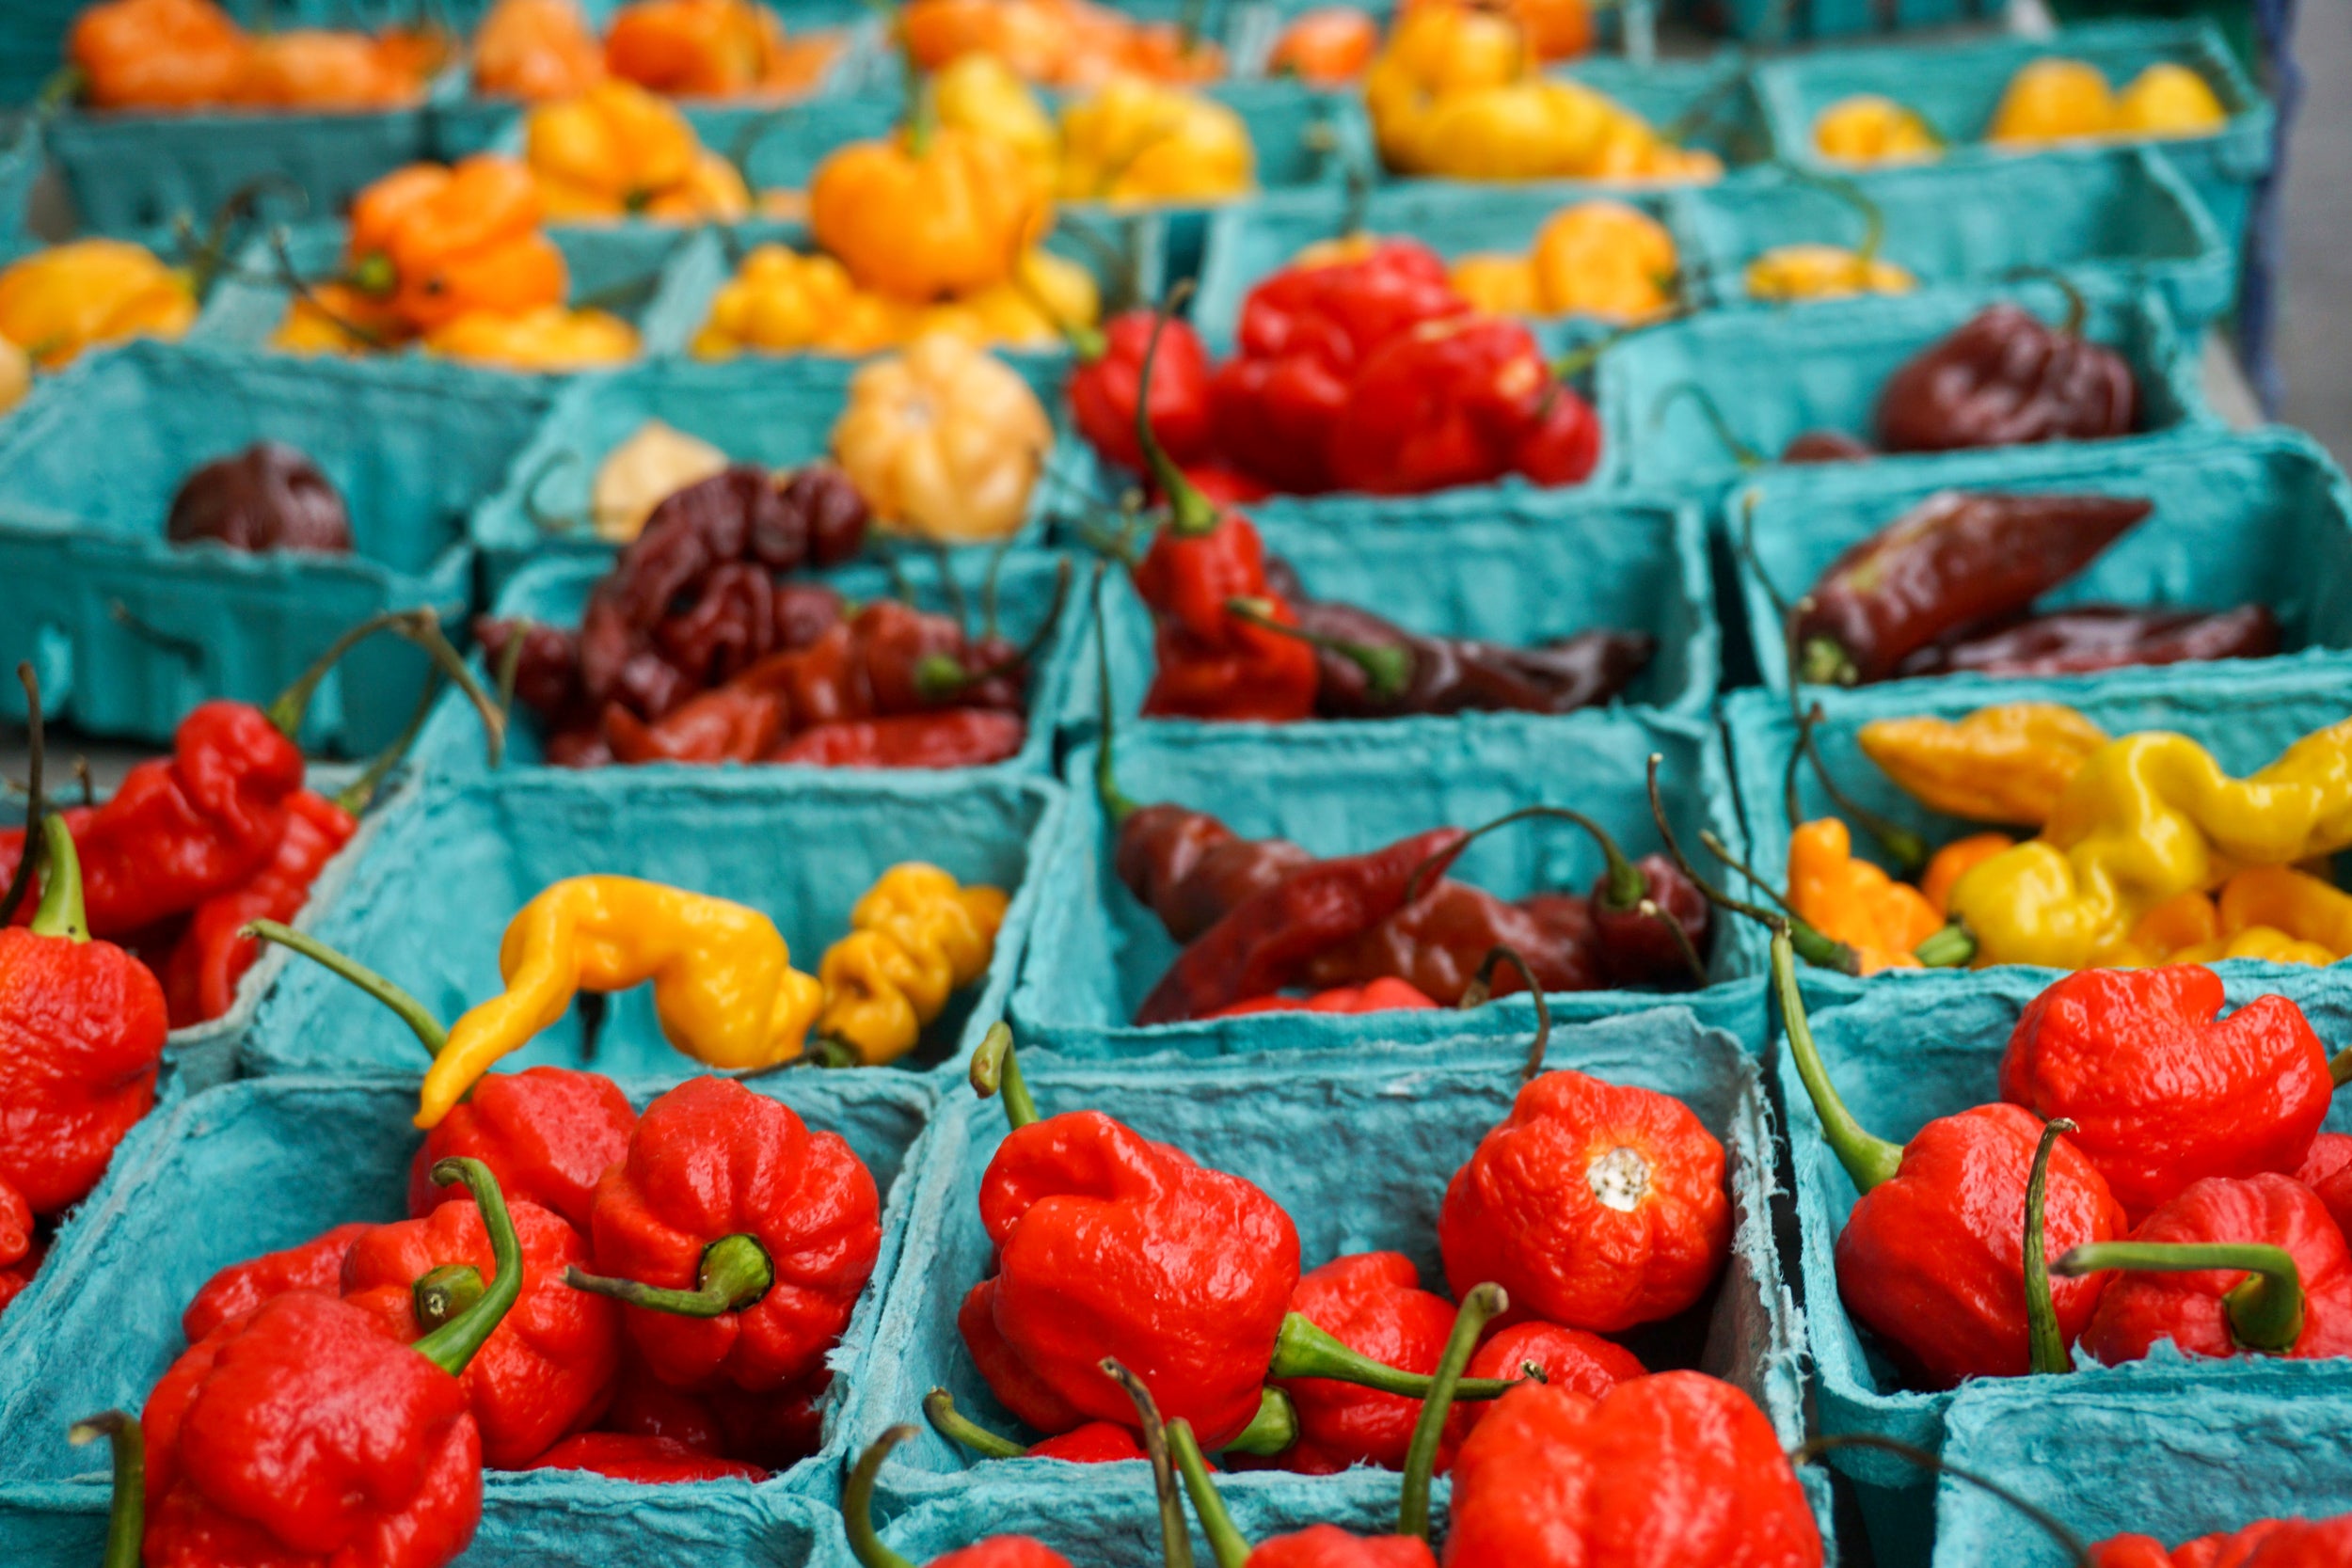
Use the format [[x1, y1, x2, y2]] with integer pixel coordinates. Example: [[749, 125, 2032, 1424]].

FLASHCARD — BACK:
[[423, 305, 639, 370], [0, 239, 198, 369], [1745, 243, 1915, 303], [934, 52, 1060, 184], [1813, 94, 1942, 165], [1788, 817, 1944, 974], [1859, 704, 2112, 827], [1057, 76, 1255, 204], [818, 863, 1009, 1064], [1987, 57, 2116, 145], [2114, 62, 2228, 137], [422, 877, 824, 1128]]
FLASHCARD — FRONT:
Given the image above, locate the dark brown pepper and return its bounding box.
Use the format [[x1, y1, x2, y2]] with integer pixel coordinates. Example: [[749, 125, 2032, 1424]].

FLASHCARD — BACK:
[[167, 443, 353, 554]]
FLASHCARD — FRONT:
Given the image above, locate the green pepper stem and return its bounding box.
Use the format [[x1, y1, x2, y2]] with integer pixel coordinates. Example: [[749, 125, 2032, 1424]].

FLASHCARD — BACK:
[[1090, 564, 1141, 827], [565, 1233, 773, 1319], [265, 608, 414, 737], [68, 1410, 142, 1568], [1399, 1282, 1507, 1542], [2328, 1046, 2352, 1088], [1403, 802, 1644, 911], [843, 1426, 921, 1568], [241, 920, 447, 1057], [411, 1158, 522, 1376], [1457, 946, 1552, 1085], [923, 1387, 1026, 1460], [1653, 383, 1761, 469], [1913, 923, 1977, 969], [1218, 1386, 1297, 1456], [2024, 1118, 2074, 1377], [1168, 1419, 1251, 1568], [1771, 928, 1903, 1193], [1136, 282, 1215, 537], [1790, 699, 1928, 874], [1103, 1359, 1196, 1568], [914, 561, 1073, 702], [414, 1263, 485, 1333], [1651, 754, 1860, 975], [1798, 635, 1860, 689], [28, 814, 85, 942], [2055, 1242, 2306, 1353], [1269, 1312, 1513, 1402], [266, 607, 505, 767], [1792, 1434, 2093, 1568], [0, 662, 45, 930], [1221, 597, 1412, 704], [970, 1022, 1040, 1130]]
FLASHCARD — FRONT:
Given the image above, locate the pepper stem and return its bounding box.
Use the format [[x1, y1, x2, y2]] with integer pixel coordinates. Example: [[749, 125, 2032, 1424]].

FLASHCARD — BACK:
[[843, 1426, 921, 1568], [28, 815, 85, 942], [1792, 1434, 2093, 1568], [1136, 282, 1216, 536], [923, 1387, 1026, 1460], [1650, 754, 1859, 974], [266, 607, 506, 767], [1913, 923, 1977, 968], [565, 1233, 774, 1319], [1091, 564, 1141, 826], [1653, 383, 1761, 469], [2005, 265, 2090, 340], [1399, 1282, 1506, 1542], [335, 671, 441, 816], [1790, 700, 1927, 874], [2330, 1047, 2352, 1088], [1168, 1419, 1251, 1568], [1218, 1386, 1298, 1456], [1103, 1359, 1197, 1568], [1771, 927, 1903, 1193], [970, 1022, 1040, 1131], [0, 661, 47, 929], [1458, 946, 1551, 1084], [242, 920, 446, 1057], [914, 560, 1073, 701], [1268, 1312, 1513, 1402], [2055, 1243, 2305, 1353], [68, 1410, 141, 1568], [2024, 1118, 2075, 1376], [414, 1263, 485, 1332], [1222, 597, 1412, 704], [1639, 897, 1712, 987], [411, 1158, 522, 1375], [1402, 802, 1635, 910]]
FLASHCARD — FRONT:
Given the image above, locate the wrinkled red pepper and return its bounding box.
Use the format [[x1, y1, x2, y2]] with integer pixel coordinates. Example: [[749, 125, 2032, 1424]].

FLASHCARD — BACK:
[[181, 1222, 376, 1345], [1264, 1251, 1456, 1475], [410, 1065, 638, 1235], [1069, 309, 1216, 475], [2093, 1514, 2352, 1567], [1439, 1320, 1645, 1461], [1877, 301, 2137, 453], [158, 788, 358, 1028]]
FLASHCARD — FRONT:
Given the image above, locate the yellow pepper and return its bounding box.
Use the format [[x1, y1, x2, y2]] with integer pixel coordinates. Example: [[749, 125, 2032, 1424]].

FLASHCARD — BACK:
[[0, 337, 27, 417], [2114, 62, 2228, 137], [1744, 243, 1915, 303], [2216, 865, 2352, 959], [1448, 252, 1541, 315], [1528, 199, 1677, 321], [0, 239, 198, 369], [525, 79, 750, 222], [1858, 704, 2112, 827], [830, 333, 1053, 543], [1364, 3, 1526, 173], [1948, 718, 2352, 970], [1813, 94, 1942, 165], [930, 247, 1101, 349], [808, 122, 1050, 302], [422, 305, 639, 370], [421, 877, 824, 1128], [590, 419, 728, 543], [691, 245, 905, 358], [2116, 878, 2339, 968], [1788, 817, 1946, 974], [817, 863, 1009, 1064], [1987, 57, 2116, 145], [1057, 75, 1255, 204], [934, 52, 1059, 184], [1920, 832, 2015, 917]]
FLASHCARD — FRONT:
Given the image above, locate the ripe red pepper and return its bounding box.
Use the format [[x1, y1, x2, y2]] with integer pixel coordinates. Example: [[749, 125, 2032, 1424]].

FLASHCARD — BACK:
[[1773, 930, 2127, 1387], [408, 1065, 638, 1234], [2000, 966, 2334, 1222], [604, 682, 787, 765], [1209, 353, 1355, 496], [181, 1221, 375, 1345], [1895, 603, 2281, 679], [2297, 1133, 2352, 1238], [342, 1194, 624, 1468], [1513, 382, 1605, 487], [0, 1177, 31, 1294], [1069, 309, 1216, 475], [1264, 1251, 1456, 1475], [0, 816, 167, 1215], [599, 1351, 727, 1451], [770, 710, 1027, 768], [1132, 514, 1318, 723], [0, 1235, 47, 1317], [569, 1076, 882, 1397], [1180, 464, 1274, 508], [1205, 978, 1439, 1019], [2093, 1516, 2352, 1567], [1326, 317, 1548, 495], [1876, 301, 2137, 453], [1302, 882, 1606, 1004], [158, 788, 358, 1028], [923, 1385, 1159, 1465], [1113, 803, 1314, 946], [1438, 1321, 1644, 1461], [527, 1432, 767, 1483]]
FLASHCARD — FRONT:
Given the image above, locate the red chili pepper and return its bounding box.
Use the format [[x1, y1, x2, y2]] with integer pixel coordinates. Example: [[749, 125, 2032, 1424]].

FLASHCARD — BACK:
[[1070, 309, 1216, 475], [1895, 603, 2280, 680], [1302, 883, 1605, 1004], [569, 1076, 882, 1397], [1877, 301, 2138, 453], [604, 681, 787, 765], [599, 1350, 727, 1451], [1325, 316, 1549, 496], [2297, 1133, 2352, 1238], [1205, 977, 1439, 1018], [1113, 802, 1314, 946], [409, 1065, 638, 1235], [1132, 514, 1318, 722], [1209, 353, 1354, 496], [181, 1222, 376, 1346], [1027, 1423, 1149, 1462], [528, 1432, 767, 1483], [2093, 1516, 2352, 1567], [0, 816, 167, 1215], [770, 710, 1027, 768], [158, 789, 358, 1028], [342, 1194, 624, 1468], [1513, 383, 1604, 486], [0, 1177, 30, 1282], [1263, 1251, 1455, 1475], [2000, 966, 2333, 1222], [1438, 1320, 1644, 1463], [705, 1371, 831, 1468]]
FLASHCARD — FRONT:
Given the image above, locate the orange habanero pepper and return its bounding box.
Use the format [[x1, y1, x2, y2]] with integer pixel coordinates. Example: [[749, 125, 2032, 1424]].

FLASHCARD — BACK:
[[346, 156, 568, 334], [1788, 817, 1945, 974], [70, 0, 251, 111]]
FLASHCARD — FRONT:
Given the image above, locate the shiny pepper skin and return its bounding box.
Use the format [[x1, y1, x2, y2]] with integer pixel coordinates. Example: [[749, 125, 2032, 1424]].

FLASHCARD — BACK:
[[2297, 1134, 2352, 1238], [160, 788, 357, 1029], [1326, 316, 1550, 496], [1069, 309, 1216, 475], [1877, 303, 2137, 452], [2001, 966, 2332, 1222], [1439, 1070, 1730, 1333], [142, 1290, 484, 1568], [1439, 1321, 1643, 1462], [181, 1223, 376, 1346], [961, 1110, 1301, 1447], [1444, 1372, 1823, 1568], [167, 443, 355, 555], [0, 923, 167, 1215], [409, 1066, 638, 1234], [1788, 816, 1943, 974], [589, 1076, 882, 1395], [1115, 802, 1313, 945], [1255, 1527, 1437, 1568], [933, 1544, 1077, 1568], [2092, 1514, 2352, 1568], [1272, 1251, 1456, 1474], [1836, 1102, 2125, 1388]]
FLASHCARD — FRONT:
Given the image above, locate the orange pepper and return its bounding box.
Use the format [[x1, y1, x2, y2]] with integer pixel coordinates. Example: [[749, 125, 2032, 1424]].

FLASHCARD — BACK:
[[1788, 817, 1945, 974], [232, 29, 427, 109], [2117, 889, 2221, 965], [423, 306, 639, 370], [345, 156, 568, 334], [604, 0, 833, 99], [1919, 832, 2014, 917], [900, 0, 1217, 87], [471, 0, 607, 100], [2217, 866, 2352, 959], [272, 280, 410, 356], [526, 79, 749, 220], [70, 0, 250, 111], [1402, 0, 1592, 61], [1266, 8, 1378, 85], [808, 125, 1048, 302]]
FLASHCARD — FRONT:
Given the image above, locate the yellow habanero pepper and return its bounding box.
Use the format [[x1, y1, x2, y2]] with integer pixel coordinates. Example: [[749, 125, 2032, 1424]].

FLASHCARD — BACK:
[[0, 239, 199, 370], [525, 79, 750, 223], [422, 305, 639, 370], [421, 877, 824, 1128], [1858, 704, 2112, 827], [1788, 817, 1945, 974], [1744, 243, 1915, 304], [1528, 199, 1677, 322], [589, 419, 728, 543], [1057, 76, 1255, 204], [1813, 94, 1941, 165], [1449, 252, 1541, 316], [2113, 62, 2228, 137], [1987, 57, 2116, 145], [933, 52, 1060, 184], [830, 333, 1053, 542], [691, 245, 909, 358], [818, 863, 1009, 1064]]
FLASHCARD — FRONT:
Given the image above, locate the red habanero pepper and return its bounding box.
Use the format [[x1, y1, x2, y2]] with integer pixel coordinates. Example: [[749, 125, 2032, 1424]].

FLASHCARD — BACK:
[[1876, 300, 2137, 454], [528, 1432, 767, 1483], [1772, 930, 2126, 1388], [1209, 352, 1354, 496], [0, 816, 167, 1215], [2297, 1133, 2352, 1238], [600, 1351, 727, 1451], [2000, 966, 2334, 1222], [1438, 1321, 1645, 1461], [159, 788, 358, 1029], [2056, 1172, 2352, 1366], [2092, 1516, 2352, 1568], [771, 711, 1027, 768], [1181, 464, 1274, 508], [705, 1370, 831, 1468], [0, 1177, 30, 1287], [1206, 977, 1439, 1018], [342, 1194, 624, 1468], [1069, 309, 1216, 476], [1263, 1252, 1457, 1475], [1513, 381, 1605, 488], [1325, 316, 1549, 496], [408, 1065, 638, 1235], [182, 1222, 377, 1345], [568, 1076, 882, 1397]]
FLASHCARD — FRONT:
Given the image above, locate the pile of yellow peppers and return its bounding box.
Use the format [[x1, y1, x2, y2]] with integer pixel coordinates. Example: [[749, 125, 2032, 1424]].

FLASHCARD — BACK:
[[1364, 5, 1719, 183], [1814, 56, 2226, 168], [1447, 199, 1679, 323], [0, 238, 199, 409]]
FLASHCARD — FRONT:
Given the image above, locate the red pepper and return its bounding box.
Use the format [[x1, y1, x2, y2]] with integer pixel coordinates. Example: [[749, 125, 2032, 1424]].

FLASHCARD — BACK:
[[1070, 309, 1216, 475], [1205, 977, 1439, 1019], [1438, 1321, 1644, 1462], [0, 1177, 29, 1282], [1325, 316, 1549, 496], [342, 1194, 624, 1468], [409, 1065, 638, 1235], [181, 1222, 376, 1345], [1209, 353, 1354, 496], [1028, 1423, 1149, 1462], [2296, 1132, 2352, 1238], [527, 1432, 767, 1483], [570, 1076, 882, 1397], [1264, 1252, 1454, 1475], [1180, 464, 1274, 507], [2000, 966, 2333, 1222], [1876, 301, 2138, 453], [0, 816, 167, 1215], [1113, 802, 1314, 946], [0, 1235, 47, 1318], [2093, 1516, 2352, 1567], [599, 1351, 726, 1451], [1445, 1371, 1823, 1568], [705, 1372, 830, 1468], [1302, 883, 1605, 1004], [1132, 513, 1318, 723], [604, 682, 787, 765], [1512, 382, 1604, 487], [158, 788, 358, 1029], [770, 710, 1027, 768], [1895, 603, 2281, 679]]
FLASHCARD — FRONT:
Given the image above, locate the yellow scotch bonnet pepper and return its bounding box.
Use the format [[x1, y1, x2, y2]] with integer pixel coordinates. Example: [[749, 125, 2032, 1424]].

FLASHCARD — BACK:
[[830, 333, 1053, 542], [1056, 75, 1255, 204], [1745, 243, 1915, 303], [1813, 94, 1942, 165], [423, 305, 639, 370], [2114, 62, 2228, 137], [818, 863, 1009, 1064], [0, 239, 199, 370]]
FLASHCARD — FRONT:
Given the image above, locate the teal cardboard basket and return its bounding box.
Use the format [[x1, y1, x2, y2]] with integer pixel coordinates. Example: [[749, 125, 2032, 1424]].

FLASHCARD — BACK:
[[0, 115, 40, 259], [239, 768, 1065, 1081], [833, 1014, 1822, 1543], [0, 339, 538, 754], [1752, 19, 2273, 248], [1600, 277, 2210, 493], [410, 547, 1077, 783], [0, 1071, 933, 1561], [1728, 425, 2352, 697], [1009, 711, 1763, 1060], [1690, 0, 2003, 48]]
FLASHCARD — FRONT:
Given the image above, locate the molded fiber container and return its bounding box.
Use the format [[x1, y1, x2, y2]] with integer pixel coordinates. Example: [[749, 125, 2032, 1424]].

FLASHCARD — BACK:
[[0, 340, 535, 754], [410, 548, 1077, 783], [1692, 0, 2002, 48], [1774, 963, 2352, 1567], [0, 116, 40, 259], [1753, 20, 2274, 246], [1931, 1369, 2352, 1568], [0, 1072, 932, 1563], [834, 1012, 1823, 1545], [1601, 278, 2209, 493], [240, 768, 1065, 1081], [1009, 711, 1763, 1060]]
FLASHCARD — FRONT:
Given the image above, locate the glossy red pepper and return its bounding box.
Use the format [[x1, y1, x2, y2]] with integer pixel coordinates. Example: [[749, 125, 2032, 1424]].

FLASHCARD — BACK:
[[2296, 1132, 2352, 1238], [923, 1385, 1159, 1465], [1325, 316, 1549, 495], [598, 1350, 727, 1452], [1206, 978, 1439, 1019], [0, 1178, 32, 1303], [1114, 803, 1314, 946], [771, 710, 1027, 768], [1302, 882, 1605, 1004], [528, 1431, 766, 1483], [0, 1235, 47, 1317], [2092, 1515, 2352, 1568], [570, 1076, 882, 1397], [2000, 966, 2334, 1222], [158, 788, 358, 1028], [1265, 1252, 1455, 1475], [409, 1065, 638, 1235], [1513, 383, 1604, 487], [1070, 309, 1216, 475], [604, 682, 787, 765], [1438, 1321, 1644, 1462], [1133, 513, 1318, 723], [181, 1222, 375, 1345], [1877, 301, 2137, 453]]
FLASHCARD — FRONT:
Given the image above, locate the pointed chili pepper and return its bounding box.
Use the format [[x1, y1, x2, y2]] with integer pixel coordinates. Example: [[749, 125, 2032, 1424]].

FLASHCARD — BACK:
[[181, 1222, 376, 1346], [1772, 927, 2127, 1387], [408, 1065, 638, 1235], [528, 1431, 767, 1483], [566, 1075, 882, 1398], [843, 1425, 1081, 1568], [1876, 296, 2137, 454], [1300, 883, 1606, 1004], [1893, 603, 2280, 680], [2000, 965, 2337, 1222]]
